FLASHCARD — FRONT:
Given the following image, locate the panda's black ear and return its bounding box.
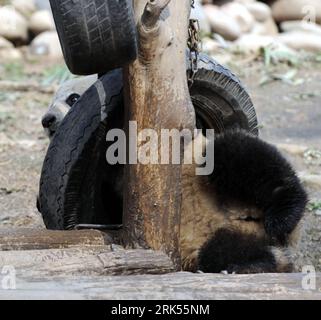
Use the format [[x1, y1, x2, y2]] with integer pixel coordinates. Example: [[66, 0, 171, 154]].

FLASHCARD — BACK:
[[66, 93, 80, 107]]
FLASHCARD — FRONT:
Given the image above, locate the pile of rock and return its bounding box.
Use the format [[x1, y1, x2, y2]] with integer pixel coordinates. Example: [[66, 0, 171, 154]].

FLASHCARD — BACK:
[[0, 0, 320, 63], [195, 0, 321, 54], [0, 0, 62, 61]]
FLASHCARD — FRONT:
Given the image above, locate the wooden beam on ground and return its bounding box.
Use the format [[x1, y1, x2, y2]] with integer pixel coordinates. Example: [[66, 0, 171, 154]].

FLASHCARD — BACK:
[[0, 228, 114, 250], [1, 273, 320, 300], [0, 246, 174, 277]]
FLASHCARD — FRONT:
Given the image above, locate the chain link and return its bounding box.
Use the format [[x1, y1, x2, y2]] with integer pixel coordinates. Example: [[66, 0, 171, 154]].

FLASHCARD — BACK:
[[187, 18, 201, 88]]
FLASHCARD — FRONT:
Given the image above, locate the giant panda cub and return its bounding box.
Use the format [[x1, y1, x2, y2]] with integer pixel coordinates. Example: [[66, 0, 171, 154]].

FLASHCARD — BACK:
[[38, 75, 98, 212], [42, 79, 307, 274], [181, 131, 307, 273], [41, 75, 97, 139]]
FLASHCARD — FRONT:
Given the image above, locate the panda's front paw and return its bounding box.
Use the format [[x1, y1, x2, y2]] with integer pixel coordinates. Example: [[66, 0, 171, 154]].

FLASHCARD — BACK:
[[227, 263, 253, 274], [227, 262, 277, 274], [226, 264, 247, 274]]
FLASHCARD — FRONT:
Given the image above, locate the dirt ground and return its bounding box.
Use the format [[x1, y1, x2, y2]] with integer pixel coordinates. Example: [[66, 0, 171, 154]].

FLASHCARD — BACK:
[[0, 55, 320, 271]]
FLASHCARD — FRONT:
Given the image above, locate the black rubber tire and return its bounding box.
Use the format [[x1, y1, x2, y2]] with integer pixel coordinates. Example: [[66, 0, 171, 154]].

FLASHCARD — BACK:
[[49, 0, 137, 75], [39, 70, 123, 229], [189, 53, 258, 135], [39, 54, 258, 230]]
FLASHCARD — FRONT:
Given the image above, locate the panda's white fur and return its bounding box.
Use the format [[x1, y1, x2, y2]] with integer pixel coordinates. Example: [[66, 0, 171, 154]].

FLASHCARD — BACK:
[[42, 75, 97, 139]]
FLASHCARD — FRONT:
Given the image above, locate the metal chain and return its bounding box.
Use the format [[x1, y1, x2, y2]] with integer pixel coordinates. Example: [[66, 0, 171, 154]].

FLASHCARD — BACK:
[[191, 0, 195, 8], [187, 18, 201, 88]]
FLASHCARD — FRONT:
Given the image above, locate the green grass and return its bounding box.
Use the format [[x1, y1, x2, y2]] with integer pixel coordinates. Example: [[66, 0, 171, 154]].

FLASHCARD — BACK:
[[41, 64, 75, 86], [0, 62, 25, 81], [261, 46, 301, 67], [308, 201, 321, 212]]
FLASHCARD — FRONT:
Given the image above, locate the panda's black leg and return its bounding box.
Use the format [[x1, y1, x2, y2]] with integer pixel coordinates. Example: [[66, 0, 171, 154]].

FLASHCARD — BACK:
[[198, 228, 292, 274], [227, 245, 294, 274]]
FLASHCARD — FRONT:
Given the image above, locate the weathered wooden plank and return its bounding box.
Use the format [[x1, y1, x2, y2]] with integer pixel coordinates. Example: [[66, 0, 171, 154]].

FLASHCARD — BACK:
[[1, 273, 320, 300], [0, 246, 174, 277], [0, 228, 113, 250]]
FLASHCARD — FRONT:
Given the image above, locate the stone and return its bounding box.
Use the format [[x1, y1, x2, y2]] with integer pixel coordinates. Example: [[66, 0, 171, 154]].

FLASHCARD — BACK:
[[0, 6, 28, 42], [280, 20, 321, 36], [272, 0, 321, 24], [277, 143, 308, 156], [29, 10, 55, 35], [231, 34, 276, 53], [303, 148, 321, 166], [12, 0, 36, 18], [244, 1, 272, 22], [251, 17, 279, 36], [299, 173, 321, 189], [221, 1, 255, 33], [235, 0, 256, 4], [202, 37, 221, 53], [277, 31, 321, 52], [211, 52, 233, 66], [0, 36, 14, 49], [203, 5, 241, 41], [0, 48, 23, 61], [35, 0, 51, 11], [30, 31, 62, 59]]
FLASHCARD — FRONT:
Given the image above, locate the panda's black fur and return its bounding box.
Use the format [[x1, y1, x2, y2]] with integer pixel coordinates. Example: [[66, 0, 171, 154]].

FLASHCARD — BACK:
[[43, 82, 308, 274], [180, 129, 308, 274], [210, 129, 307, 244], [198, 229, 280, 274]]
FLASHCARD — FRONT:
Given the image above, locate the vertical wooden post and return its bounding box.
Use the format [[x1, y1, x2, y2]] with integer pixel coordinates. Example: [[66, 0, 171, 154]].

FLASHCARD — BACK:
[[122, 0, 195, 267]]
